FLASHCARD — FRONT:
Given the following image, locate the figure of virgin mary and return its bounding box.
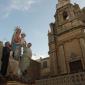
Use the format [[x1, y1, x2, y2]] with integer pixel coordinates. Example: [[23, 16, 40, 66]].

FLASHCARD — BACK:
[[11, 26, 21, 61]]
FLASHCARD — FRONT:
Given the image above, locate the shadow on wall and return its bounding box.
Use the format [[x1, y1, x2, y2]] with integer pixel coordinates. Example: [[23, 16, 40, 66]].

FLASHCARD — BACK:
[[0, 41, 3, 72]]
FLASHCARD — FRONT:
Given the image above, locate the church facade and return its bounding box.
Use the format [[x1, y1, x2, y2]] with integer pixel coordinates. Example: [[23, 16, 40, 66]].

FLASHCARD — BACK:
[[48, 0, 85, 76]]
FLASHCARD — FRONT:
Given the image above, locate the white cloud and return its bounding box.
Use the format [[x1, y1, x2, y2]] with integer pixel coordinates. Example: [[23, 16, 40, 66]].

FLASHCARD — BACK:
[[10, 0, 35, 11], [2, 12, 10, 19], [0, 0, 36, 18]]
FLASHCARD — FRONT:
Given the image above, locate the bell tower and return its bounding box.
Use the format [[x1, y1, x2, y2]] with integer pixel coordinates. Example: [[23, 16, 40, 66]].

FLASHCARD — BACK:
[[48, 0, 85, 76], [58, 0, 70, 8]]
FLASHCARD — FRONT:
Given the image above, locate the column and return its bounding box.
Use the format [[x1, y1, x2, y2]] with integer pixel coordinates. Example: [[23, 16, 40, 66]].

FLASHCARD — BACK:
[[80, 38, 85, 67], [58, 45, 67, 74]]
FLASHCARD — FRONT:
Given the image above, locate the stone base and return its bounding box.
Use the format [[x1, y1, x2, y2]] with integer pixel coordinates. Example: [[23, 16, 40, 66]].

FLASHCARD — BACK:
[[0, 75, 35, 85]]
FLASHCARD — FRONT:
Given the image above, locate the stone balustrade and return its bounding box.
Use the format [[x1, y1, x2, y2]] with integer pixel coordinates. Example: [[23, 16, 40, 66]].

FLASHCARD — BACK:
[[35, 71, 85, 85]]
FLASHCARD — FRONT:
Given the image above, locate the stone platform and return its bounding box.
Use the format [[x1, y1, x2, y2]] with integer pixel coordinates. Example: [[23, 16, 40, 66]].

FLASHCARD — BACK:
[[0, 76, 35, 85]]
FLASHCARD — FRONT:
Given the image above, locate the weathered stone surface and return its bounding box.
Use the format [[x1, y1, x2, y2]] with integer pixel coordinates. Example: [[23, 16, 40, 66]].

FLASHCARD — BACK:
[[48, 0, 85, 76], [35, 71, 85, 85]]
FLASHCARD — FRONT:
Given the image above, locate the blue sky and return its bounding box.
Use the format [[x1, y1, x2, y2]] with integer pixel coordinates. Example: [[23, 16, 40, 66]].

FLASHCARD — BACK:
[[0, 0, 85, 59]]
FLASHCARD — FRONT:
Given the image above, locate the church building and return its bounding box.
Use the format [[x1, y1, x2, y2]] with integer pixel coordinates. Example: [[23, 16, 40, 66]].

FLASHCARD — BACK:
[[34, 1, 85, 84], [48, 0, 85, 76]]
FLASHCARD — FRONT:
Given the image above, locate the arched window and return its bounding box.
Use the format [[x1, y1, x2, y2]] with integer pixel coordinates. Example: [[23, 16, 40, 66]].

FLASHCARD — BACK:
[[63, 11, 69, 20]]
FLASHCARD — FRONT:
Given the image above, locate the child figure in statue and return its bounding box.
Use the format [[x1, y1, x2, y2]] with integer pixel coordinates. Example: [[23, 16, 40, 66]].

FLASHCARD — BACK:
[[11, 26, 21, 60], [20, 33, 26, 58], [21, 33, 26, 45], [19, 42, 32, 76]]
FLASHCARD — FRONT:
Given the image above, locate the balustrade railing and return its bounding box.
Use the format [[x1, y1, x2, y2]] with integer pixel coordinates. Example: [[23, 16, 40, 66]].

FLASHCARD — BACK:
[[35, 71, 85, 85]]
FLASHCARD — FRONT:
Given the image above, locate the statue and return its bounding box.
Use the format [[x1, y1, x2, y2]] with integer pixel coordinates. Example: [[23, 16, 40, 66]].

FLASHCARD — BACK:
[[11, 26, 32, 79], [11, 26, 21, 60]]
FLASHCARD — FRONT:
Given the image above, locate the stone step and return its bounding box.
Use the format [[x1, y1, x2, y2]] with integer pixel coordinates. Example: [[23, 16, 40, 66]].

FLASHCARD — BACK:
[[7, 81, 29, 85], [7, 81, 17, 85]]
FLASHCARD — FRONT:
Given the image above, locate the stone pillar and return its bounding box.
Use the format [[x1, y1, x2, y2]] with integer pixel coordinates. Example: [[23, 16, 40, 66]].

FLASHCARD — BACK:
[[50, 52, 58, 76], [58, 45, 67, 74], [79, 38, 85, 69]]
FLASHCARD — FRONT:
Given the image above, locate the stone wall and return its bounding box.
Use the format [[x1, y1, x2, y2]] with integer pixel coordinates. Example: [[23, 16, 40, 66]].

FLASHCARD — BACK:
[[35, 71, 85, 85], [23, 60, 41, 82]]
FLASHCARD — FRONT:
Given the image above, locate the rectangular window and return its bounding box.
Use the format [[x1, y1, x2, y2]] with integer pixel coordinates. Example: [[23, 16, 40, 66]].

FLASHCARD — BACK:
[[42, 61, 47, 69]]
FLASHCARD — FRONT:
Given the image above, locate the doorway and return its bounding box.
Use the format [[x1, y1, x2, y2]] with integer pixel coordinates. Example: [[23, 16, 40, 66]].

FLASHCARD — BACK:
[[69, 60, 83, 73]]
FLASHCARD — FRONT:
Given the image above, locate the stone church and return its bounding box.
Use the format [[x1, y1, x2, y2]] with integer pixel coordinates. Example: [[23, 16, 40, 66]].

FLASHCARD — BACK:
[[48, 0, 85, 76], [33, 0, 85, 85], [32, 0, 85, 85]]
